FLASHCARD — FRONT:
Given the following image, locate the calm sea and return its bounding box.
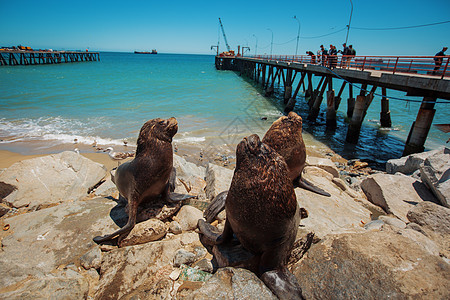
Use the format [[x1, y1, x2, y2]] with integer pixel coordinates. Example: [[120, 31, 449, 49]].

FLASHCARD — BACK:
[[0, 52, 448, 168]]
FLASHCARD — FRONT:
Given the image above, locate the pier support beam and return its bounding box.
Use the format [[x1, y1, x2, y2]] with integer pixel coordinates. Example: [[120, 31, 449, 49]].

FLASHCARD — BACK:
[[308, 76, 328, 121], [347, 83, 355, 119], [380, 87, 392, 128], [346, 85, 374, 143], [284, 69, 293, 103], [285, 72, 306, 113], [403, 97, 437, 155]]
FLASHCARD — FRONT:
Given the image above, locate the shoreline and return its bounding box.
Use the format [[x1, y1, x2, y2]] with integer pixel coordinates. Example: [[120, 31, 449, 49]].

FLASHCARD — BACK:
[[0, 136, 346, 172]]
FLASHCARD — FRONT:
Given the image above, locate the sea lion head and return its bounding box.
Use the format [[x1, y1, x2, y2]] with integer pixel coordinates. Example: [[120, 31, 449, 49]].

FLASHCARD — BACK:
[[236, 134, 284, 170], [267, 112, 303, 137], [136, 117, 178, 153]]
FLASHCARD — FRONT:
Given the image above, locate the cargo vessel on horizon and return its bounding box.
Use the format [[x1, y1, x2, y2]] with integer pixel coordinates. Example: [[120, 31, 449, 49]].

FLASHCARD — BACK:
[[134, 49, 157, 54]]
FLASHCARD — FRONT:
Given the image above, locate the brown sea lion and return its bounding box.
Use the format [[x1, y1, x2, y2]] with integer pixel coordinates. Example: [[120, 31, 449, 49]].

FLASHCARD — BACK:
[[204, 111, 328, 223], [198, 134, 304, 299], [262, 111, 330, 197], [93, 117, 178, 244]]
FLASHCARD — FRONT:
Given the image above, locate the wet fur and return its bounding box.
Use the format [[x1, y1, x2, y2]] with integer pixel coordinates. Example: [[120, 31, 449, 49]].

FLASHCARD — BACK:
[[199, 134, 303, 299], [263, 112, 330, 197], [93, 117, 178, 244]]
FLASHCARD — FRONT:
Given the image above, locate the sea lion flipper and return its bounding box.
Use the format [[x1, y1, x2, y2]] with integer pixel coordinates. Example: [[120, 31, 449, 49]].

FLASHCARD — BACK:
[[198, 219, 222, 245], [261, 268, 305, 300], [204, 190, 228, 223], [295, 177, 331, 197]]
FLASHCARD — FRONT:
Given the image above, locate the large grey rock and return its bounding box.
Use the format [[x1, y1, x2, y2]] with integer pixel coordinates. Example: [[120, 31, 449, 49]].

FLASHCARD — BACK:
[[361, 173, 436, 222], [205, 163, 233, 200], [0, 268, 89, 300], [306, 156, 339, 178], [407, 201, 450, 258], [0, 151, 106, 210], [292, 231, 450, 299], [173, 155, 207, 199], [296, 167, 372, 239], [0, 197, 122, 289], [118, 218, 167, 247], [175, 205, 204, 231], [386, 147, 443, 175], [420, 147, 450, 207], [189, 268, 277, 300], [80, 246, 102, 270], [95, 232, 200, 299]]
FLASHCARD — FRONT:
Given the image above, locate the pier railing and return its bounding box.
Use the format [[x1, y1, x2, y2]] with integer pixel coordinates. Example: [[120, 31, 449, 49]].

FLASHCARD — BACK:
[[249, 55, 450, 79]]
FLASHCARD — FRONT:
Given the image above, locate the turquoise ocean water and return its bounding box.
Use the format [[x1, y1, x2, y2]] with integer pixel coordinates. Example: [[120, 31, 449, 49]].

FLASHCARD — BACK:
[[0, 52, 448, 168]]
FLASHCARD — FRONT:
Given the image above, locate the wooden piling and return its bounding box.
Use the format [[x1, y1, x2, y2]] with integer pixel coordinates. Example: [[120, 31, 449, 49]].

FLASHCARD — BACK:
[[346, 85, 374, 143], [308, 76, 328, 121], [380, 87, 392, 128], [403, 97, 437, 155]]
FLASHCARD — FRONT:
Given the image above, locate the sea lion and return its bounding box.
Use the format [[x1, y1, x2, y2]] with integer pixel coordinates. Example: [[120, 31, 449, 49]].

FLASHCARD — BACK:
[[198, 134, 304, 299], [262, 111, 330, 197], [93, 117, 178, 244], [204, 111, 328, 223]]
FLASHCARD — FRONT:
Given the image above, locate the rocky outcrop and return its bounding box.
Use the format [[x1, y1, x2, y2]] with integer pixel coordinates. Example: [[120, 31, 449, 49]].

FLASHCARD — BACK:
[[95, 232, 201, 299], [420, 147, 450, 207], [407, 201, 450, 258], [205, 163, 233, 200], [0, 151, 106, 210], [190, 268, 277, 299], [292, 231, 450, 299], [0, 197, 121, 291], [296, 166, 372, 239], [306, 156, 339, 178], [386, 147, 443, 175], [360, 173, 436, 222]]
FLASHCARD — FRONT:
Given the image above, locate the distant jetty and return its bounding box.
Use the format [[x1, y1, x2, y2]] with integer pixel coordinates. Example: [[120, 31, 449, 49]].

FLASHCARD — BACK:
[[0, 47, 100, 66], [134, 49, 157, 54]]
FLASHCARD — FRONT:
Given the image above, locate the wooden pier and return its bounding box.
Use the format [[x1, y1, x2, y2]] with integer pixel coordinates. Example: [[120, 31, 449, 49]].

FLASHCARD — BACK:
[[0, 50, 100, 66], [215, 54, 450, 155]]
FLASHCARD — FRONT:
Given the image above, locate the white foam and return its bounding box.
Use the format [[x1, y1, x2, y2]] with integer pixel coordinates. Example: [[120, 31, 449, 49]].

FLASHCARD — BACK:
[[174, 136, 206, 143]]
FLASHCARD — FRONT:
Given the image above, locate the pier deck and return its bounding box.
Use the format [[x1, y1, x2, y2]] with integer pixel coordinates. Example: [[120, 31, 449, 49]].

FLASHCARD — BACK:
[[217, 54, 450, 155], [0, 50, 100, 66]]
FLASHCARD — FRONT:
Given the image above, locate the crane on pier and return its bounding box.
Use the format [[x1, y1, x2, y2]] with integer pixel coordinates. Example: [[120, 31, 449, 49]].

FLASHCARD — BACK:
[[218, 18, 235, 56]]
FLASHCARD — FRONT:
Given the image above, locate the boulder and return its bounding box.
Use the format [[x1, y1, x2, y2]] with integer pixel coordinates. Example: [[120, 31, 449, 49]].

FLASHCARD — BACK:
[[306, 156, 339, 178], [296, 167, 372, 239], [0, 197, 122, 289], [0, 151, 106, 210], [205, 163, 233, 200], [407, 201, 450, 258], [292, 231, 450, 299], [189, 268, 277, 299], [386, 147, 443, 175], [118, 218, 167, 247], [95, 232, 201, 299], [0, 268, 89, 300], [175, 205, 204, 231], [80, 247, 102, 270], [173, 155, 207, 199], [174, 249, 197, 267], [420, 147, 450, 207], [361, 173, 436, 222]]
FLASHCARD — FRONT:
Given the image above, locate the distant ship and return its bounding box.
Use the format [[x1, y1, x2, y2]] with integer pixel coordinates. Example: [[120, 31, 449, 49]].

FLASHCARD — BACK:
[[134, 49, 157, 54]]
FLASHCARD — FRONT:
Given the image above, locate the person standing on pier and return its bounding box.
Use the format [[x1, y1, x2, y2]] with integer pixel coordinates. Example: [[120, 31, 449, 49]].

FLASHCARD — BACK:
[[306, 51, 316, 64], [339, 43, 350, 68], [319, 45, 328, 66], [329, 45, 338, 69], [433, 47, 448, 74]]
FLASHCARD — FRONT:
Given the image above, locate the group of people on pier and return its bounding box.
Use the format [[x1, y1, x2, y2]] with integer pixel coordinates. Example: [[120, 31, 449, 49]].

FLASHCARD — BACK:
[[307, 43, 356, 69]]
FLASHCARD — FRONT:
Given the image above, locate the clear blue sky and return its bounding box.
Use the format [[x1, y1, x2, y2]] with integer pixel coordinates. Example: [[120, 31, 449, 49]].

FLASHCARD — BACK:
[[1, 0, 449, 56]]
